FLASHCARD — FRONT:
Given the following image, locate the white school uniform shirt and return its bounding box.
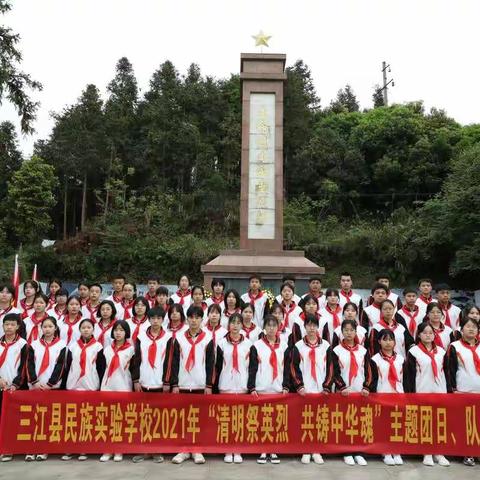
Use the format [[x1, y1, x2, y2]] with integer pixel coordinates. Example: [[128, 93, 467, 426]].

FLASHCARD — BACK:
[[371, 321, 409, 358], [127, 317, 151, 343], [29, 337, 66, 388], [81, 303, 100, 323], [176, 329, 212, 390], [94, 321, 115, 349], [338, 290, 363, 310], [164, 321, 188, 340], [293, 337, 332, 393], [319, 305, 343, 343], [105, 294, 123, 308], [240, 323, 262, 343], [333, 343, 368, 392], [0, 306, 20, 337], [204, 324, 228, 348], [241, 291, 268, 325], [136, 328, 172, 389], [205, 296, 225, 311], [66, 338, 103, 391], [170, 291, 192, 315], [439, 303, 462, 331], [415, 295, 437, 318], [0, 335, 27, 385], [252, 337, 289, 393], [371, 352, 405, 393], [449, 340, 480, 393], [217, 335, 252, 393], [46, 306, 67, 324], [397, 305, 422, 338], [101, 342, 135, 391], [276, 293, 301, 305], [301, 292, 327, 312], [432, 323, 454, 350], [363, 304, 382, 328], [24, 314, 48, 344], [18, 299, 35, 319], [277, 326, 292, 345], [277, 302, 302, 331], [220, 308, 242, 329], [408, 344, 447, 393], [59, 315, 83, 347], [333, 324, 367, 346]]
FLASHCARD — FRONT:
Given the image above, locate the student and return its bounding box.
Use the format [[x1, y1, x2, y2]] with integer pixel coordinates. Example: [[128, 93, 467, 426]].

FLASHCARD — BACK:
[[106, 274, 126, 307], [221, 289, 243, 328], [446, 316, 480, 466], [319, 288, 343, 344], [269, 303, 292, 345], [248, 314, 291, 464], [404, 322, 450, 467], [131, 307, 171, 464], [370, 329, 405, 465], [415, 278, 437, 316], [62, 319, 105, 462], [127, 296, 150, 342], [164, 304, 188, 339], [332, 319, 375, 466], [368, 300, 414, 358], [24, 293, 49, 344], [81, 283, 102, 322], [204, 304, 227, 349], [276, 282, 302, 331], [241, 275, 268, 325], [60, 296, 84, 346], [425, 302, 455, 350], [94, 300, 117, 349], [100, 320, 137, 462], [361, 283, 388, 330], [0, 313, 28, 463], [338, 273, 363, 316], [76, 282, 90, 307], [47, 288, 69, 323], [240, 303, 262, 342], [166, 305, 211, 465], [155, 286, 170, 321], [396, 288, 421, 338], [190, 285, 208, 322], [367, 275, 402, 310], [47, 279, 62, 309], [275, 276, 301, 305], [119, 282, 137, 320], [288, 314, 334, 465], [301, 276, 326, 311], [0, 283, 20, 337], [293, 295, 320, 344], [170, 275, 192, 314], [435, 283, 462, 331], [331, 302, 367, 348], [144, 275, 161, 308], [462, 305, 480, 341], [26, 317, 67, 461], [205, 278, 225, 308], [19, 280, 40, 319]]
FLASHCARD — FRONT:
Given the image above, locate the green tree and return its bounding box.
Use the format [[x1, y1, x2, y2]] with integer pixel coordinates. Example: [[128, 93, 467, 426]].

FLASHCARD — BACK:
[[329, 84, 359, 113], [372, 85, 385, 108], [0, 120, 22, 201]]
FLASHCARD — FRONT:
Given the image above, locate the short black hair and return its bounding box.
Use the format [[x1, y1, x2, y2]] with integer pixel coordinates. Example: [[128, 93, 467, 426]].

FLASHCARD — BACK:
[[418, 278, 433, 286], [0, 283, 15, 296], [89, 283, 103, 292], [309, 276, 322, 283], [375, 274, 389, 281], [55, 287, 69, 298], [340, 272, 352, 278], [147, 274, 161, 283], [186, 305, 204, 319], [148, 307, 166, 319], [280, 282, 295, 294], [111, 273, 126, 281], [96, 300, 117, 320], [304, 313, 319, 327], [3, 313, 21, 325], [263, 314, 279, 328], [403, 287, 417, 296], [282, 275, 296, 283], [155, 286, 169, 296], [248, 274, 262, 283], [434, 283, 450, 292], [211, 278, 226, 290], [371, 283, 388, 294]]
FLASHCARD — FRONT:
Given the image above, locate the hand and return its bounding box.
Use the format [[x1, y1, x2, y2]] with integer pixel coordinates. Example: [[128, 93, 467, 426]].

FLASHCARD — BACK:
[[341, 387, 350, 396], [204, 387, 212, 395], [250, 390, 258, 398], [134, 383, 142, 393], [8, 385, 17, 392], [361, 388, 370, 397], [172, 386, 180, 394], [282, 389, 289, 395], [32, 382, 42, 390], [298, 387, 306, 397], [39, 384, 51, 390], [0, 379, 7, 390], [162, 385, 170, 393], [321, 389, 330, 395]]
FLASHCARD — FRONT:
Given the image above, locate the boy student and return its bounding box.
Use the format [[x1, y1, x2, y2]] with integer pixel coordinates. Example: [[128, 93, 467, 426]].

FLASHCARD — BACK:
[[165, 305, 212, 465], [82, 283, 103, 322], [155, 286, 170, 317], [361, 283, 388, 331], [0, 284, 20, 336], [206, 278, 225, 308], [397, 288, 422, 338], [435, 283, 462, 331], [338, 272, 363, 315], [301, 277, 325, 311], [241, 275, 268, 325], [144, 275, 160, 308], [47, 288, 69, 323], [367, 275, 402, 311], [415, 278, 436, 316], [106, 274, 126, 307], [275, 276, 301, 305]]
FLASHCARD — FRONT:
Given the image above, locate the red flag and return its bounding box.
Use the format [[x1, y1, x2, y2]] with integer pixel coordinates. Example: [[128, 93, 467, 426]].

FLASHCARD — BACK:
[[32, 264, 38, 282], [12, 254, 20, 307]]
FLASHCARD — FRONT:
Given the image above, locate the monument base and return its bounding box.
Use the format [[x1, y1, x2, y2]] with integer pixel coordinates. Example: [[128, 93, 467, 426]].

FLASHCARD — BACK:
[[201, 250, 324, 293]]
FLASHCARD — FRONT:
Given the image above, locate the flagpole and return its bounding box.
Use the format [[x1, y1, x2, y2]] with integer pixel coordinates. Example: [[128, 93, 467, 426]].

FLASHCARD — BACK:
[[12, 254, 20, 307]]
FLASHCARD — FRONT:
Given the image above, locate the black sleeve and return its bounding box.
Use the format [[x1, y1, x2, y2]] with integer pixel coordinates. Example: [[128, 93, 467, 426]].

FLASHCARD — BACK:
[[247, 345, 259, 392], [331, 332, 340, 348], [368, 329, 379, 357], [291, 323, 302, 345], [360, 311, 370, 331], [26, 345, 38, 384], [163, 338, 179, 387], [396, 297, 403, 310], [403, 352, 417, 393], [213, 345, 224, 390], [445, 345, 458, 392], [205, 340, 216, 388], [331, 350, 346, 391], [363, 353, 377, 392], [62, 350, 73, 390], [282, 348, 292, 391], [395, 313, 408, 330], [369, 360, 379, 393], [403, 329, 414, 354], [321, 323, 330, 343], [47, 347, 68, 387], [129, 344, 140, 385], [358, 299, 364, 321], [289, 346, 304, 391], [95, 350, 106, 385], [13, 344, 29, 388], [322, 346, 335, 392]]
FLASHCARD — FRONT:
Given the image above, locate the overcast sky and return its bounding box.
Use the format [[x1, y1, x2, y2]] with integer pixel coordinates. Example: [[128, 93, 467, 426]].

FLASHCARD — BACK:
[[2, 0, 480, 156]]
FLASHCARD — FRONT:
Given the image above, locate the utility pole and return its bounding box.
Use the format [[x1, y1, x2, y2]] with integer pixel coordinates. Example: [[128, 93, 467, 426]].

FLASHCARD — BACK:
[[381, 61, 394, 106]]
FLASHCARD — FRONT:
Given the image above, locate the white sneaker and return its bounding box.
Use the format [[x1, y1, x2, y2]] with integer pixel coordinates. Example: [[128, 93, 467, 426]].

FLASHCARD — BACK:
[[113, 454, 123, 462], [355, 455, 367, 466], [384, 454, 395, 466], [172, 453, 190, 464], [36, 454, 48, 461], [78, 454, 88, 461], [193, 453, 205, 464], [233, 454, 243, 463], [301, 454, 311, 464], [270, 453, 280, 464], [99, 454, 112, 462], [423, 455, 434, 466], [312, 453, 324, 464], [224, 453, 233, 463], [434, 455, 450, 467], [393, 454, 403, 465], [344, 455, 355, 466], [61, 454, 73, 461], [257, 453, 267, 464], [152, 455, 164, 463], [25, 455, 35, 462], [1, 455, 13, 462]]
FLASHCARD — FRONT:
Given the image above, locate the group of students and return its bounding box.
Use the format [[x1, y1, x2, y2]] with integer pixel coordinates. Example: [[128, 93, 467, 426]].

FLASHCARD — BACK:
[[0, 273, 479, 467]]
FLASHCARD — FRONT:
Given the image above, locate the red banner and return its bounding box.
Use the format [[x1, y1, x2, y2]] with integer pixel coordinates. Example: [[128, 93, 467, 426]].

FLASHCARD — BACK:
[[1, 391, 480, 455]]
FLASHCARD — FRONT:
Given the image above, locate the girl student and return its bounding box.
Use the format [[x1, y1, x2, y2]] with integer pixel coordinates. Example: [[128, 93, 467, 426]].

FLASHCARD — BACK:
[[247, 314, 290, 465], [425, 302, 455, 350], [94, 300, 117, 349], [26, 316, 67, 461], [190, 285, 208, 322], [446, 315, 480, 467], [404, 321, 450, 467], [240, 302, 262, 342], [288, 313, 334, 465], [163, 303, 188, 339], [60, 295, 84, 346], [99, 320, 137, 463], [205, 278, 225, 308], [204, 303, 227, 349], [0, 283, 20, 337], [76, 282, 90, 307], [331, 302, 367, 348], [47, 288, 69, 323], [370, 329, 405, 465], [318, 288, 343, 344], [461, 304, 480, 341], [209, 312, 252, 464], [332, 319, 376, 466], [269, 302, 292, 345], [292, 294, 321, 344], [221, 289, 243, 329], [47, 279, 62, 309], [368, 299, 414, 358], [19, 280, 41, 320], [62, 319, 105, 461], [127, 296, 150, 342], [276, 282, 302, 331], [170, 275, 192, 314], [118, 282, 137, 320], [81, 283, 102, 322], [24, 293, 49, 344]]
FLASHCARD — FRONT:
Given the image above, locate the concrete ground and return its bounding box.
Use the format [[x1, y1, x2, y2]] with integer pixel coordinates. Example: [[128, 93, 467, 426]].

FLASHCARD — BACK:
[[0, 455, 477, 480]]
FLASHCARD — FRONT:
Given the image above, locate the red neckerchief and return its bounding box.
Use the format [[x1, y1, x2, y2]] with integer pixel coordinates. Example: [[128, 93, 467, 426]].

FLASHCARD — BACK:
[[0, 306, 13, 318], [64, 313, 83, 344], [262, 335, 280, 380], [168, 321, 184, 339], [308, 290, 323, 300], [77, 336, 97, 380], [144, 292, 157, 307], [418, 342, 439, 381], [419, 295, 433, 305], [212, 294, 224, 305], [340, 290, 353, 302], [300, 311, 320, 322], [378, 317, 397, 331], [431, 323, 445, 349], [85, 302, 100, 322], [20, 298, 34, 319], [248, 290, 264, 305], [206, 323, 223, 345], [106, 341, 132, 381], [193, 302, 208, 312], [112, 293, 123, 304], [304, 335, 321, 383], [131, 315, 148, 341], [54, 304, 67, 319], [0, 335, 20, 368], [121, 299, 135, 320], [326, 304, 342, 329], [224, 307, 241, 318], [80, 298, 88, 306], [242, 323, 257, 339], [401, 305, 420, 336], [281, 301, 296, 328], [439, 302, 452, 328], [341, 340, 360, 385], [157, 302, 169, 314], [227, 333, 243, 373], [175, 289, 191, 306], [380, 351, 400, 391], [461, 339, 480, 375], [97, 320, 114, 346], [27, 313, 48, 344], [146, 327, 165, 369], [38, 337, 61, 377], [184, 330, 206, 372]]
